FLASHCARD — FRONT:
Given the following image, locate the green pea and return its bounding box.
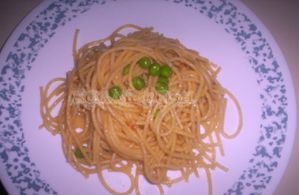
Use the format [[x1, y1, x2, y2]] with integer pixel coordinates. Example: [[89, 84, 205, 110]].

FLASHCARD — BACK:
[[138, 57, 151, 69], [158, 76, 169, 84], [160, 65, 172, 77], [132, 76, 145, 90], [153, 108, 160, 119], [155, 81, 168, 94], [149, 63, 161, 76], [74, 148, 84, 159], [122, 64, 130, 75], [108, 86, 122, 99]]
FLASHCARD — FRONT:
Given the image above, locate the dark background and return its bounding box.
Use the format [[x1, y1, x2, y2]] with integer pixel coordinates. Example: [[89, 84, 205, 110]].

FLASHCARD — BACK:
[[0, 181, 8, 194]]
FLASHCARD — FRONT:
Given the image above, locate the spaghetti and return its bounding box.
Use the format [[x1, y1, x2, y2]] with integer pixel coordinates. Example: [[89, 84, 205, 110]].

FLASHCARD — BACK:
[[40, 24, 242, 195]]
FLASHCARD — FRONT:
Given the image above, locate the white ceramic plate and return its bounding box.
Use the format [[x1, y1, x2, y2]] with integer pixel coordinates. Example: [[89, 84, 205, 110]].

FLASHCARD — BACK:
[[0, 0, 296, 195]]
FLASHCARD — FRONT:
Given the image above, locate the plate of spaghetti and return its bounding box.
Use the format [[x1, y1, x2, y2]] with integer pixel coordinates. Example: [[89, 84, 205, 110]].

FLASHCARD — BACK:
[[0, 1, 296, 195]]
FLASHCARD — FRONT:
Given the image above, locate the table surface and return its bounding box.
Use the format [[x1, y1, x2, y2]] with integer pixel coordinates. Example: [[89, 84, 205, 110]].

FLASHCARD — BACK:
[[0, 0, 298, 194]]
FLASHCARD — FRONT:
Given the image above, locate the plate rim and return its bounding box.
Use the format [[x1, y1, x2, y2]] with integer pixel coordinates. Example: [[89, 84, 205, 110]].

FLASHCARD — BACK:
[[0, 0, 296, 194]]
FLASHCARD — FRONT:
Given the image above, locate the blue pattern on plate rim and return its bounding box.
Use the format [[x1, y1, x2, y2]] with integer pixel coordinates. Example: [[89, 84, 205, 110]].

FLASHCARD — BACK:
[[0, 0, 288, 194]]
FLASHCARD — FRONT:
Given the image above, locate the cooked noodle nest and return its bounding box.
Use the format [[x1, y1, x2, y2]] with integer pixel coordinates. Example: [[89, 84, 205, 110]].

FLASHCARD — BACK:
[[40, 24, 242, 195]]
